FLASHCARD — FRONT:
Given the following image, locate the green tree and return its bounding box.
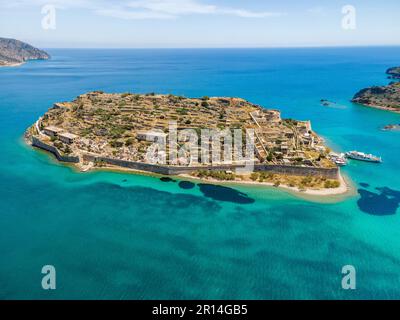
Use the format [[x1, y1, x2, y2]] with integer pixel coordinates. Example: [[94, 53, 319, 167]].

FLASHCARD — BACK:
[[250, 172, 259, 181]]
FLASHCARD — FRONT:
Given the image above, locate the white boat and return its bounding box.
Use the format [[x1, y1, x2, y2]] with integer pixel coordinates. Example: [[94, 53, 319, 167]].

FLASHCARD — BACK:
[[329, 152, 347, 166], [334, 157, 347, 166], [345, 151, 382, 163]]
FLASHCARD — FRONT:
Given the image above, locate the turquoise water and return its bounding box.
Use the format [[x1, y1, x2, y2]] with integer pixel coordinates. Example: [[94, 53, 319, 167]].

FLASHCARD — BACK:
[[1, 48, 400, 299]]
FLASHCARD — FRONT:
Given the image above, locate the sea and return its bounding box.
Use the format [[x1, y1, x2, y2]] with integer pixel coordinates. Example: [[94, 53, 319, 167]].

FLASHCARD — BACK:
[[1, 47, 400, 299]]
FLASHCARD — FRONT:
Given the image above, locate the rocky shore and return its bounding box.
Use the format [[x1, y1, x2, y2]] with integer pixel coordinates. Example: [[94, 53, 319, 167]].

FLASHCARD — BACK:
[[382, 124, 400, 131], [352, 70, 400, 112], [387, 66, 400, 80]]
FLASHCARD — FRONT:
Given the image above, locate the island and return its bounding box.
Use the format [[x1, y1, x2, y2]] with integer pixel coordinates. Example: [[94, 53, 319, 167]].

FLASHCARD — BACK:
[[320, 99, 330, 106], [387, 66, 400, 80], [352, 80, 400, 113], [382, 124, 400, 131], [320, 99, 337, 107], [0, 37, 50, 67], [25, 92, 347, 195]]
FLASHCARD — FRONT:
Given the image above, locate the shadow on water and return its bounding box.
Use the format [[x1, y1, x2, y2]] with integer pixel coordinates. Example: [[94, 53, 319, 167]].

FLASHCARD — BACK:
[[160, 177, 176, 183], [87, 182, 222, 212], [178, 181, 195, 190], [159, 178, 254, 204], [198, 183, 255, 204], [359, 182, 370, 188], [357, 186, 400, 216]]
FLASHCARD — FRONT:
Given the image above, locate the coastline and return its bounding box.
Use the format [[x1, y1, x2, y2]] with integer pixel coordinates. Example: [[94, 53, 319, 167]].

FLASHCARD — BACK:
[[182, 171, 356, 204], [354, 102, 400, 113], [1, 57, 50, 68], [26, 135, 352, 201], [91, 165, 354, 203], [77, 161, 353, 200], [179, 170, 352, 196], [0, 62, 24, 67]]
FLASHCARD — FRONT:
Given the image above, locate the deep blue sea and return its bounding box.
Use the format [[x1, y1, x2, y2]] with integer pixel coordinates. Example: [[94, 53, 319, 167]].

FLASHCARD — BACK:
[[1, 48, 400, 299]]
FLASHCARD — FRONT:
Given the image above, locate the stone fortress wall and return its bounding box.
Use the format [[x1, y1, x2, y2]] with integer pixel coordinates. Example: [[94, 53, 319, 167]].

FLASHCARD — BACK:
[[82, 155, 339, 179], [32, 137, 80, 163], [31, 138, 339, 179]]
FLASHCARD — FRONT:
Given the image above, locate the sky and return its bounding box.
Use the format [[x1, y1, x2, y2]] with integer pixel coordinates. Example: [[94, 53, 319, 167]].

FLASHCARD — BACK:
[[0, 0, 399, 48]]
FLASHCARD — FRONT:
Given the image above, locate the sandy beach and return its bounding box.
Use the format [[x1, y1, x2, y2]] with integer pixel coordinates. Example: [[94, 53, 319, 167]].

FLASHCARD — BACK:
[[74, 159, 353, 199], [179, 170, 352, 196], [0, 62, 24, 67]]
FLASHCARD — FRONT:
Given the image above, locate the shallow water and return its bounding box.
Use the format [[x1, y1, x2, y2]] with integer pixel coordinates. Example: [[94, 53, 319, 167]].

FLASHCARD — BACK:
[[1, 47, 400, 299]]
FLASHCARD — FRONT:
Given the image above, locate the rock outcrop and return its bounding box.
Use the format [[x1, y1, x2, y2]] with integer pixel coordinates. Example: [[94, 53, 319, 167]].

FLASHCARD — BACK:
[[352, 67, 400, 112], [352, 82, 400, 112], [387, 66, 400, 80]]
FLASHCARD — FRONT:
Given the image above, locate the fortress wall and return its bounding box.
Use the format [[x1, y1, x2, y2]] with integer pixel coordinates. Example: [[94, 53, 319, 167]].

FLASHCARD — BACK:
[[83, 154, 171, 174], [32, 137, 80, 163], [253, 164, 339, 179], [82, 154, 245, 175], [83, 154, 339, 179]]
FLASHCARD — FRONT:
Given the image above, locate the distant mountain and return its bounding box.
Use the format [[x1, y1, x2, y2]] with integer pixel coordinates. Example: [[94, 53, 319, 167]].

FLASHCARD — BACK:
[[0, 37, 50, 66]]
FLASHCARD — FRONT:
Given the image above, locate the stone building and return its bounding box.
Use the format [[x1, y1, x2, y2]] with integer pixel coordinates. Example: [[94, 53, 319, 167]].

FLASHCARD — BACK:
[[43, 126, 63, 137], [59, 132, 78, 144]]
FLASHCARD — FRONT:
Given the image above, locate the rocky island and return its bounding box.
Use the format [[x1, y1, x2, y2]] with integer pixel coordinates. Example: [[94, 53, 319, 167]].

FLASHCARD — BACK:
[[0, 37, 50, 66], [387, 66, 400, 80], [25, 92, 345, 194], [382, 124, 400, 131], [352, 74, 400, 113]]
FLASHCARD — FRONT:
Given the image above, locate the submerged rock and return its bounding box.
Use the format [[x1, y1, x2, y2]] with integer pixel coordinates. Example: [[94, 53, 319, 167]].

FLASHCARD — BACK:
[[178, 181, 195, 189]]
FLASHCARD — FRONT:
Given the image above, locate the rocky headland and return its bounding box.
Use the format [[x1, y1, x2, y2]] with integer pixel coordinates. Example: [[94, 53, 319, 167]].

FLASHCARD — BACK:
[[387, 67, 400, 80], [0, 37, 50, 66], [352, 69, 400, 112]]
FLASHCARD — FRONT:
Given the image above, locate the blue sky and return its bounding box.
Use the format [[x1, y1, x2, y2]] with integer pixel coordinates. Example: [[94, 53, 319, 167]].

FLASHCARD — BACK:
[[0, 0, 399, 48]]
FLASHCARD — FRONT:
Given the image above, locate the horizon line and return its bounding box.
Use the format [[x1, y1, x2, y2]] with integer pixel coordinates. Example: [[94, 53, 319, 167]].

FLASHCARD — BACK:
[[41, 44, 400, 50]]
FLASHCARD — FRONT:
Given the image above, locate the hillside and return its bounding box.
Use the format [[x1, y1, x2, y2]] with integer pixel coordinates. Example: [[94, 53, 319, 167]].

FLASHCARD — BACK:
[[352, 82, 400, 112], [25, 91, 334, 169], [0, 37, 50, 66]]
